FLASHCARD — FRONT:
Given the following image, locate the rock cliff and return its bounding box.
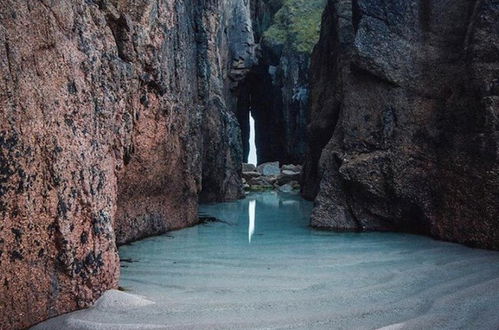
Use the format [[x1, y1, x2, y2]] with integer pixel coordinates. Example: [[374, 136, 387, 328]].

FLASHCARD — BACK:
[[1, 0, 498, 327], [0, 0, 250, 327], [303, 0, 499, 249]]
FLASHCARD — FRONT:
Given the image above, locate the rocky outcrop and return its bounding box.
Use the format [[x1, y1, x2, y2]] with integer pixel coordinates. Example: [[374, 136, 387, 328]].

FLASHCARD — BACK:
[[303, 0, 499, 249], [0, 0, 250, 327], [236, 0, 326, 164], [242, 162, 302, 192]]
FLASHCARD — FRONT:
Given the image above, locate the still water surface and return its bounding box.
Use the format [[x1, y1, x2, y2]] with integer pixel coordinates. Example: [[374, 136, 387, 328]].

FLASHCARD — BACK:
[[36, 192, 499, 329]]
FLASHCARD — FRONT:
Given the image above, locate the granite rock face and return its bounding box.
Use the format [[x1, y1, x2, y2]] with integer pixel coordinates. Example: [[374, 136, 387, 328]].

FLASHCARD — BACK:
[[303, 0, 499, 249], [0, 0, 248, 327]]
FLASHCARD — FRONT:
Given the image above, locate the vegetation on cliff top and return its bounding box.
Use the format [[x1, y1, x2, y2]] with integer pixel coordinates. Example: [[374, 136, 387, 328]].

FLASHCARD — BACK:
[[263, 0, 326, 54]]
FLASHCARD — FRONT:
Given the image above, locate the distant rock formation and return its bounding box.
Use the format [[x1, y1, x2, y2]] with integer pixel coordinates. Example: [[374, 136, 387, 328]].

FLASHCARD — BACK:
[[242, 162, 302, 192], [235, 0, 326, 164], [303, 0, 499, 249]]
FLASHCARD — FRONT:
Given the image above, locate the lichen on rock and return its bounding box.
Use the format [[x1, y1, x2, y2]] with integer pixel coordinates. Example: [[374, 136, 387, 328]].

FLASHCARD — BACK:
[[264, 0, 327, 54]]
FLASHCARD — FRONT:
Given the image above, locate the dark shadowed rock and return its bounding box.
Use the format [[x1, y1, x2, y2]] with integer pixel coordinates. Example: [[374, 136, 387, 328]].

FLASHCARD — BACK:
[[236, 0, 326, 164], [277, 170, 301, 185], [242, 163, 257, 172], [303, 0, 499, 249], [243, 171, 262, 181], [282, 164, 303, 173], [249, 176, 272, 186]]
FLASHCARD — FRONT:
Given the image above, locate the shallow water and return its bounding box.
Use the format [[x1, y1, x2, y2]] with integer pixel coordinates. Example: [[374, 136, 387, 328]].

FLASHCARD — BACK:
[[36, 192, 499, 329]]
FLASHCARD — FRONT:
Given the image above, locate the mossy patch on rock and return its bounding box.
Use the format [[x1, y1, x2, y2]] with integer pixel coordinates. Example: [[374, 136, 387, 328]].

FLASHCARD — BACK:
[[263, 0, 326, 54]]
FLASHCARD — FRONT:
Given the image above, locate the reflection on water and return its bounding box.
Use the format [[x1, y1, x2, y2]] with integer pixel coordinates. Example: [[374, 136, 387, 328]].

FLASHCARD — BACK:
[[113, 191, 499, 329], [248, 199, 256, 243]]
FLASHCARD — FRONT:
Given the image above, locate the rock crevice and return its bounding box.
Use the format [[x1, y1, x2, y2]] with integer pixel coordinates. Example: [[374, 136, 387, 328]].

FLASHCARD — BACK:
[[235, 0, 326, 165]]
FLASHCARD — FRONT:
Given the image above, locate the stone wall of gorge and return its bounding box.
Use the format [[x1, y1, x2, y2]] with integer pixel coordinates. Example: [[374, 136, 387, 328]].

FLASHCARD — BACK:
[[0, 0, 252, 327], [303, 0, 499, 249]]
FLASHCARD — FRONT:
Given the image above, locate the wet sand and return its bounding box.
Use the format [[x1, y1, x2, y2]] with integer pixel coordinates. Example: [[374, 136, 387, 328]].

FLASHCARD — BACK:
[[34, 192, 499, 329]]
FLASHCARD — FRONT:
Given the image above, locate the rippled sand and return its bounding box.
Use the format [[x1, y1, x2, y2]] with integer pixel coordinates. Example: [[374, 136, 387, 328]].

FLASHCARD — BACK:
[[34, 192, 499, 329]]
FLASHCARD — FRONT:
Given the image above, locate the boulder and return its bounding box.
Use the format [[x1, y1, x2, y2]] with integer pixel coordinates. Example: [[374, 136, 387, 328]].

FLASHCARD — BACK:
[[265, 176, 279, 185], [278, 184, 294, 193], [281, 164, 303, 173], [277, 180, 300, 193], [258, 161, 281, 176], [282, 170, 300, 176], [242, 171, 261, 181], [249, 176, 271, 186], [277, 170, 301, 185], [242, 163, 257, 172]]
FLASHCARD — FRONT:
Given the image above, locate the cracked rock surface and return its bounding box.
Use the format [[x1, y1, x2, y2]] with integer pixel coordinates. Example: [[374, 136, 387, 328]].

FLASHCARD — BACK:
[[302, 0, 499, 249], [0, 0, 253, 327]]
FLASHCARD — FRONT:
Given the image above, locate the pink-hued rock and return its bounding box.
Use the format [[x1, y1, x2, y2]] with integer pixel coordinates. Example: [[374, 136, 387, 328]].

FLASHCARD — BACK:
[[0, 0, 252, 327]]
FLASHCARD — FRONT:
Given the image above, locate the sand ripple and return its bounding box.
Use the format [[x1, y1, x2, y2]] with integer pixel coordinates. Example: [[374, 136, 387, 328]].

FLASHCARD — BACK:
[[34, 192, 499, 329]]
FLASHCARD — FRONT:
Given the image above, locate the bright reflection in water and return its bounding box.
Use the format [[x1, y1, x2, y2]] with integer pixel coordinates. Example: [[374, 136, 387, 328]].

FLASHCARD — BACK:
[[248, 113, 257, 165], [35, 192, 499, 328], [248, 199, 256, 243]]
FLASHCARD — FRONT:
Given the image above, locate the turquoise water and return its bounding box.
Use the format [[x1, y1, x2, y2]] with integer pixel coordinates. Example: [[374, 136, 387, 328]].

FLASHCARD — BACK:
[[36, 192, 499, 329]]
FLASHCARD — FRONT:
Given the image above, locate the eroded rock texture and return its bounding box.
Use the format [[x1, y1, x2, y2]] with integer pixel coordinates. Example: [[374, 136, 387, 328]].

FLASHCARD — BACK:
[[197, 0, 255, 203], [0, 0, 248, 327], [303, 0, 499, 249]]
